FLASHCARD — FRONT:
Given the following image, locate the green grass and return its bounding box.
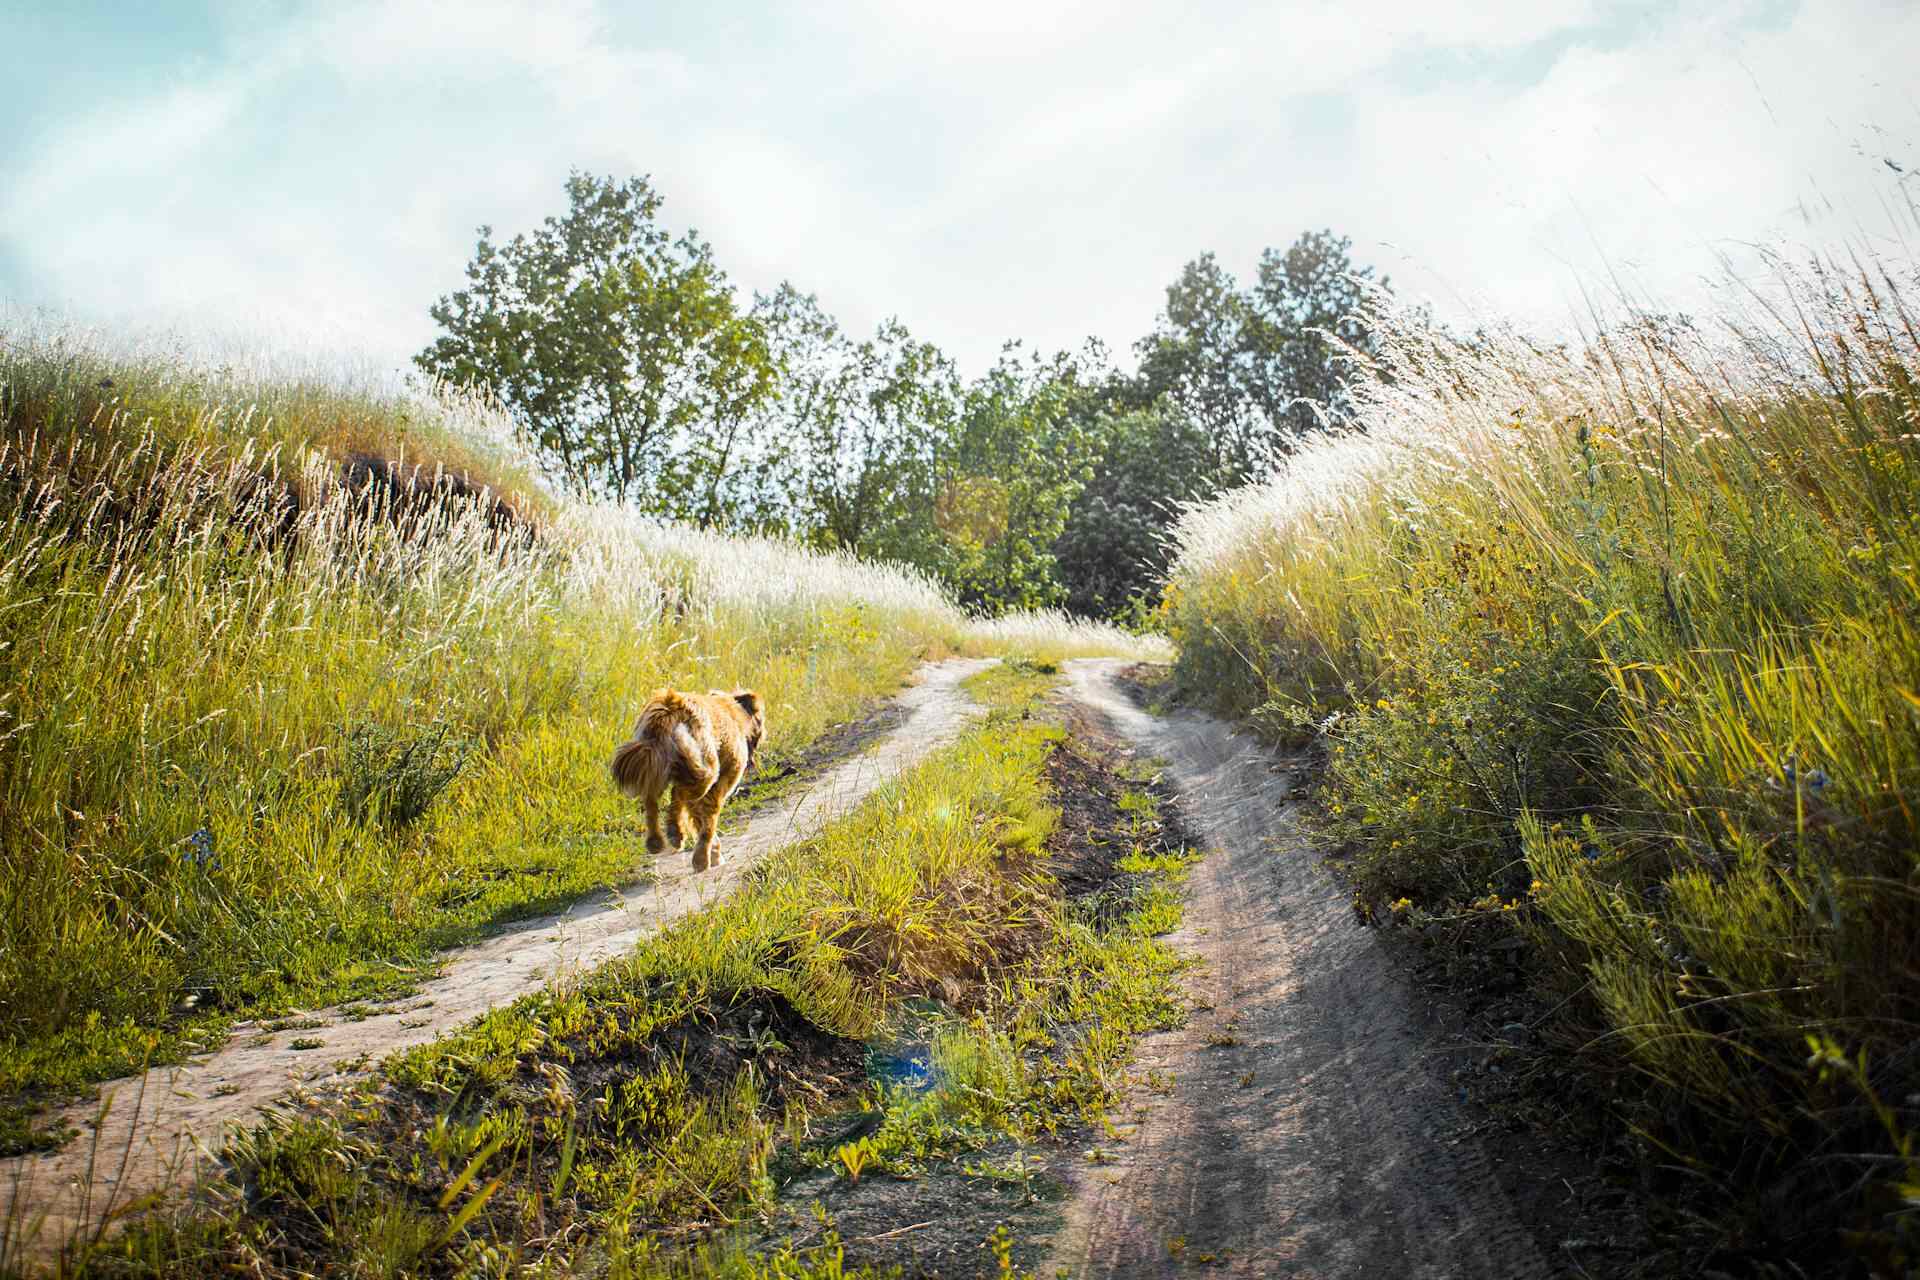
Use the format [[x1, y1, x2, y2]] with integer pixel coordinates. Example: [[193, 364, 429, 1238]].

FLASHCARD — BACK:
[[960, 653, 1061, 711], [0, 332, 971, 1124], [37, 679, 1193, 1278], [1162, 255, 1920, 1264]]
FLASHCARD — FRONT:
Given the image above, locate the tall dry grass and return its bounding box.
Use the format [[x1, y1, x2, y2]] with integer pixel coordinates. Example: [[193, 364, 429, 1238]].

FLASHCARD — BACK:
[[1163, 249, 1920, 1260]]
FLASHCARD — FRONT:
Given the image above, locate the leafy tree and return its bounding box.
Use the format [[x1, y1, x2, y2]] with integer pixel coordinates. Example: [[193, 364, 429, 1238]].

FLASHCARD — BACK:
[[1133, 253, 1267, 479], [415, 172, 774, 516], [1242, 230, 1383, 437], [1053, 402, 1214, 620], [742, 286, 960, 563], [1050, 229, 1386, 621], [937, 347, 1103, 613], [1131, 230, 1384, 480]]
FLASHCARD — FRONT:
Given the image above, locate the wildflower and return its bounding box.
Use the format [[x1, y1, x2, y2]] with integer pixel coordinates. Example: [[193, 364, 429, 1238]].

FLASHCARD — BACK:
[[1375, 698, 1392, 711], [1779, 762, 1831, 794], [181, 827, 219, 871], [1529, 879, 1546, 895]]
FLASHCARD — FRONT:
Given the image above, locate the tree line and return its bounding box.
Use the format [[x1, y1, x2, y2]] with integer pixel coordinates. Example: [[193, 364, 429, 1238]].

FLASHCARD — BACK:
[[416, 172, 1385, 620]]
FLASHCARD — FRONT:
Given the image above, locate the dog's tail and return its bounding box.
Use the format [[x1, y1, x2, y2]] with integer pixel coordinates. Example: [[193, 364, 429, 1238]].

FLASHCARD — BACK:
[[610, 691, 719, 798], [609, 732, 670, 799]]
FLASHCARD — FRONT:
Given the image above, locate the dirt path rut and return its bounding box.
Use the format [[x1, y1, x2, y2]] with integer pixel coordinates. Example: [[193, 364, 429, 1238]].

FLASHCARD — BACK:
[[1, 657, 993, 1262], [1046, 659, 1550, 1279]]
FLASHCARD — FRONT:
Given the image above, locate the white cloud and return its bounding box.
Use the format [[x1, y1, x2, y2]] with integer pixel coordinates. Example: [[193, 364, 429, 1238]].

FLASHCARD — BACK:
[[3, 0, 1916, 383]]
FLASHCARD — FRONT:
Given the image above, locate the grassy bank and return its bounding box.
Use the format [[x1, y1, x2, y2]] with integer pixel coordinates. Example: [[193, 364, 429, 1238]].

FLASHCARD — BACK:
[[36, 667, 1192, 1277], [0, 329, 980, 1123], [1162, 256, 1920, 1265]]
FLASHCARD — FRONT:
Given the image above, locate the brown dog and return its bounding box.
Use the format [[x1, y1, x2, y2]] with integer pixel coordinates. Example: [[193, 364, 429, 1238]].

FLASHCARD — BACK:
[[609, 688, 765, 871]]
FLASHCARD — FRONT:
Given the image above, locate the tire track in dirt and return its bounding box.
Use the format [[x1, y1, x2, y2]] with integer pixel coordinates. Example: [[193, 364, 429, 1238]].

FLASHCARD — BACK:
[[0, 657, 993, 1266], [1045, 659, 1551, 1280]]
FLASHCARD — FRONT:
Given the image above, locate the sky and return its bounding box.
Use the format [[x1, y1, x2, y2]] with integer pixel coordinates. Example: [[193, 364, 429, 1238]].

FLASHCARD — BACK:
[[3, 0, 1918, 382]]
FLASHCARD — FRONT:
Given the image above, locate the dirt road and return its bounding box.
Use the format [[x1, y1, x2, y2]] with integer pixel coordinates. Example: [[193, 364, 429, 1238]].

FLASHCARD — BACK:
[[1045, 659, 1551, 1279], [0, 657, 992, 1264]]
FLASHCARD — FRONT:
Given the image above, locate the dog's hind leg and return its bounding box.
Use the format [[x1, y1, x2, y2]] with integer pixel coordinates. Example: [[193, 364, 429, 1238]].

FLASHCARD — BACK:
[[666, 783, 697, 852], [644, 790, 668, 855], [690, 761, 744, 872]]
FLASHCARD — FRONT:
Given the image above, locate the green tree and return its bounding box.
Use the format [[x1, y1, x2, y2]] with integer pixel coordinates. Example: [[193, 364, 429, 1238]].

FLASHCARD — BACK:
[[1133, 252, 1265, 479], [937, 347, 1102, 613], [1051, 230, 1386, 621], [415, 172, 774, 516], [1242, 229, 1383, 437], [744, 286, 960, 562], [1053, 402, 1214, 620], [1131, 229, 1384, 480]]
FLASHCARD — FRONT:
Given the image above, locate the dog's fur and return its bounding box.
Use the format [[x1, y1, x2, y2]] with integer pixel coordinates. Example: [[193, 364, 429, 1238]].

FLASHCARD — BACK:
[[609, 688, 765, 872]]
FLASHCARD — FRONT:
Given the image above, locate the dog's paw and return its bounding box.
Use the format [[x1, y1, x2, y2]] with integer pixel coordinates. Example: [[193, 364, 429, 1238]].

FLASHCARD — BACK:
[[645, 833, 667, 855], [665, 820, 685, 847], [691, 842, 711, 872]]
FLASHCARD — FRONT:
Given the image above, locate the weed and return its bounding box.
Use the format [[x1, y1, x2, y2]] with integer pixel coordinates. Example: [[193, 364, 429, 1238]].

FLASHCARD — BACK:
[[337, 721, 472, 830], [834, 1137, 875, 1184]]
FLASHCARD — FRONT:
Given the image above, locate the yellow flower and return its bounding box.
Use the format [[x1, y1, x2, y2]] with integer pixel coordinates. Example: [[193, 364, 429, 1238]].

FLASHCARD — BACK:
[[1375, 698, 1392, 710]]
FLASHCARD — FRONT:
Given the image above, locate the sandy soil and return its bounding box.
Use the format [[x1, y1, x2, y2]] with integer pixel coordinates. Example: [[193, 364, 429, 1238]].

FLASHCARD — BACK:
[[1043, 659, 1553, 1280], [0, 657, 992, 1263]]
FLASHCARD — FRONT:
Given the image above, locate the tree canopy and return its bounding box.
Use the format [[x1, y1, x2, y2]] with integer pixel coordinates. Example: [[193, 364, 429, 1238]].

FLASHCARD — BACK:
[[415, 172, 774, 517], [416, 175, 1386, 618]]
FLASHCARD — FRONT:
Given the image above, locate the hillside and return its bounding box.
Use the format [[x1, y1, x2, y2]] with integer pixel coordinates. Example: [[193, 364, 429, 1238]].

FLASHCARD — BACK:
[[0, 326, 1153, 1151], [1162, 252, 1920, 1269]]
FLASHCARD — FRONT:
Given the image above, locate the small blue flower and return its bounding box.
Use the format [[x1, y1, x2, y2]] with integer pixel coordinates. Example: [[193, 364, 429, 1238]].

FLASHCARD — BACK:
[[182, 827, 218, 870], [1781, 763, 1832, 795], [1580, 843, 1601, 862]]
